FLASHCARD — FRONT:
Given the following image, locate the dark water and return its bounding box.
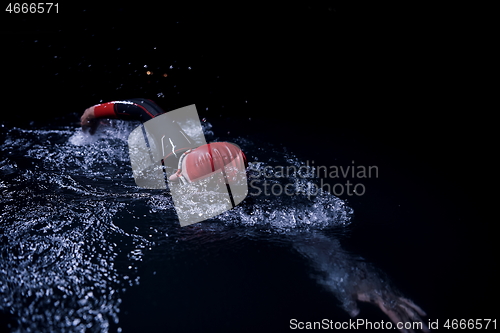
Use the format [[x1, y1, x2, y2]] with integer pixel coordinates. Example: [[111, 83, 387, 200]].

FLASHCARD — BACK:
[[1, 4, 495, 333]]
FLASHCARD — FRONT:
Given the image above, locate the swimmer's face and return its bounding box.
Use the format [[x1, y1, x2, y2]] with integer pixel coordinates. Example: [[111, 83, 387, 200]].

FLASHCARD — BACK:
[[169, 172, 180, 182]]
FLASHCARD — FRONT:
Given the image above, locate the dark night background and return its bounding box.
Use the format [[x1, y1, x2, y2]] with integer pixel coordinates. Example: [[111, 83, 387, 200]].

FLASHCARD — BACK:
[[1, 2, 495, 332]]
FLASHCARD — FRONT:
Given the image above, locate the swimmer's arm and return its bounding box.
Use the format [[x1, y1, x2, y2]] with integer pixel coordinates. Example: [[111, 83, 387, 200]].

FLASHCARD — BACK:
[[80, 102, 118, 130], [294, 233, 429, 333], [81, 99, 161, 128], [80, 102, 119, 134]]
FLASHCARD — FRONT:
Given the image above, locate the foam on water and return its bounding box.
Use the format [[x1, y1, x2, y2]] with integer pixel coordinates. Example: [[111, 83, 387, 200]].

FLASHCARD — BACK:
[[1, 124, 151, 332], [0, 120, 353, 331]]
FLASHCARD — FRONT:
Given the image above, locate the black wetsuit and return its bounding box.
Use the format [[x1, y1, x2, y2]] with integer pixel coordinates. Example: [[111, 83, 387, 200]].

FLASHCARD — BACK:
[[93, 98, 247, 182], [94, 98, 194, 169], [94, 98, 166, 122]]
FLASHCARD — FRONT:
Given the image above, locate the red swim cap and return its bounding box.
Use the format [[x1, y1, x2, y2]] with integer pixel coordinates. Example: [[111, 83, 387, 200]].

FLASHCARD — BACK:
[[178, 142, 247, 183]]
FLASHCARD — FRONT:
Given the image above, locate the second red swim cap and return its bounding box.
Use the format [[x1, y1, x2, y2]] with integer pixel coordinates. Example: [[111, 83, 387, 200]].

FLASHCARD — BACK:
[[179, 142, 247, 183]]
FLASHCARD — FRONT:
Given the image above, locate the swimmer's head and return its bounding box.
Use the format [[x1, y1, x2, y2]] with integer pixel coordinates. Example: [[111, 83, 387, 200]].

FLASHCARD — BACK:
[[169, 142, 247, 185]]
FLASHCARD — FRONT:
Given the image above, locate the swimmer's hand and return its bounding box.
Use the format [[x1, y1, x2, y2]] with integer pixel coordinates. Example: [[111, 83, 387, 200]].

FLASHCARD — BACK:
[[80, 106, 99, 134], [294, 233, 429, 333], [356, 291, 429, 333]]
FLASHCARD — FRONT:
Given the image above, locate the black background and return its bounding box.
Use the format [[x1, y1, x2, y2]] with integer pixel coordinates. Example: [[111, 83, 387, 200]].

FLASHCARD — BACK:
[[1, 2, 496, 332], [1, 3, 491, 186]]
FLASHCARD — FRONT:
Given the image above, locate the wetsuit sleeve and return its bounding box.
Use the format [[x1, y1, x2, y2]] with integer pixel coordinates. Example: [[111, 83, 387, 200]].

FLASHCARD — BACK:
[[93, 98, 165, 123], [93, 102, 117, 119]]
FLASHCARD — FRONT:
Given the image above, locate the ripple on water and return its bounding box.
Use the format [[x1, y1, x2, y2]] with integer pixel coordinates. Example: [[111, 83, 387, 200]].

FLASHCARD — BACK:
[[0, 121, 353, 331]]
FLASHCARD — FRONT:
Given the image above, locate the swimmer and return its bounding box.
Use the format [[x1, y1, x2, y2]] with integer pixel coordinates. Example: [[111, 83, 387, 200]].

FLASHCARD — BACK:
[[80, 98, 428, 333], [81, 98, 247, 184]]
